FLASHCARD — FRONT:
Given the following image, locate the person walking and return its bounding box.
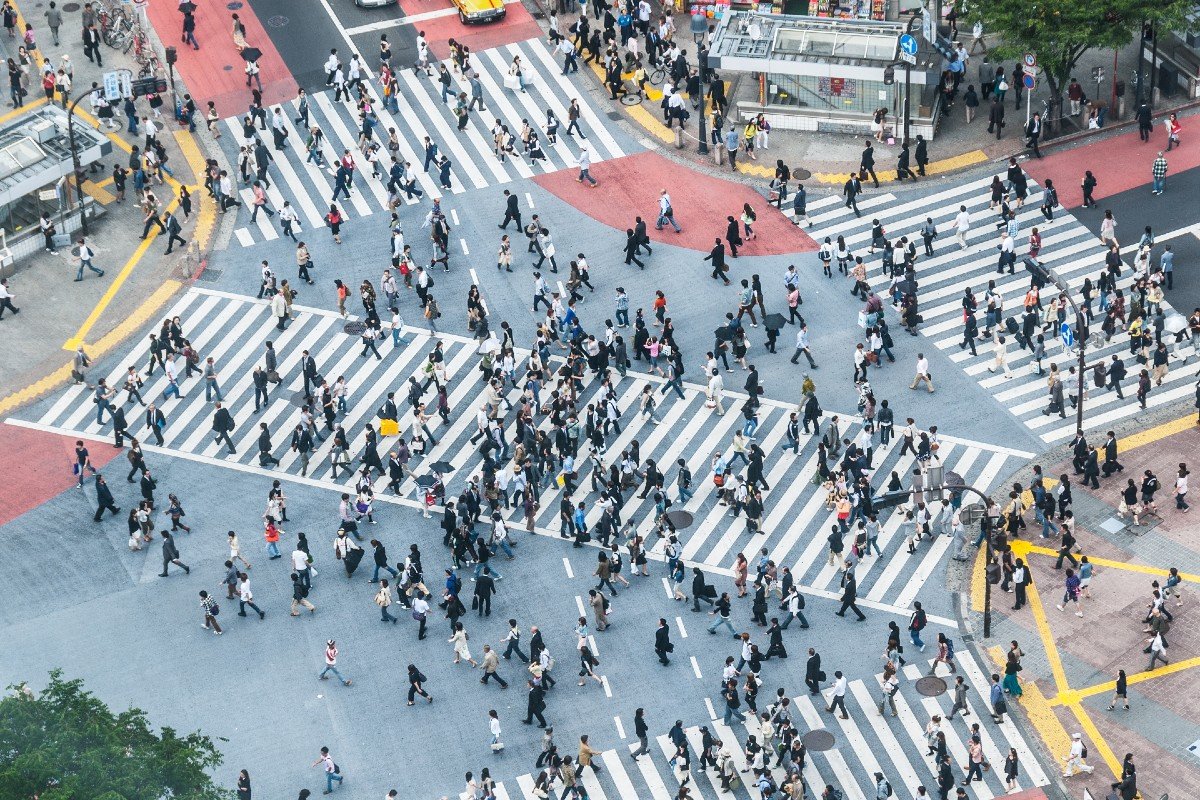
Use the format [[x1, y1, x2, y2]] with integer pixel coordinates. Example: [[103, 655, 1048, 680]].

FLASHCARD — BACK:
[[406, 664, 433, 705], [199, 590, 222, 634], [655, 617, 673, 665], [236, 572, 265, 619], [1152, 151, 1167, 195], [318, 640, 352, 685], [374, 579, 398, 624], [74, 238, 104, 281], [159, 530, 190, 576], [290, 572, 315, 616], [488, 709, 504, 752], [311, 746, 344, 794]]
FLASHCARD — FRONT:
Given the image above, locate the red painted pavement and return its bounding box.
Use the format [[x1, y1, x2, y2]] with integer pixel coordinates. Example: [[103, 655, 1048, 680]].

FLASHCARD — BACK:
[[1000, 789, 1048, 800], [1024, 124, 1200, 209], [0, 426, 119, 528], [146, 1, 296, 114], [534, 151, 818, 255], [408, 3, 543, 61]]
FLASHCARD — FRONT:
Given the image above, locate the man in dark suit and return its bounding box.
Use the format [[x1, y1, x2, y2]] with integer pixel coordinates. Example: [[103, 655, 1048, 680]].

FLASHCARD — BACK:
[[835, 570, 866, 620], [252, 367, 269, 412], [93, 474, 120, 521], [83, 24, 103, 66], [634, 216, 651, 255], [474, 567, 497, 617], [1070, 432, 1089, 474], [301, 350, 318, 399], [162, 211, 186, 254], [498, 189, 521, 230], [655, 617, 672, 665], [842, 173, 861, 216], [704, 239, 728, 285], [859, 140, 879, 188], [291, 422, 313, 477], [523, 679, 548, 727], [258, 422, 279, 467], [110, 404, 128, 448], [145, 403, 165, 445], [212, 402, 236, 454], [804, 647, 822, 695], [139, 469, 157, 508]]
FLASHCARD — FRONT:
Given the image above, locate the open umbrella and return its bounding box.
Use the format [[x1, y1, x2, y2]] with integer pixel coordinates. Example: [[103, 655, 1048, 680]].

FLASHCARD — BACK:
[[894, 279, 918, 296], [763, 313, 785, 331], [714, 326, 734, 343], [343, 546, 364, 577], [178, 1, 197, 13], [429, 461, 454, 474], [1164, 313, 1187, 335], [414, 474, 438, 488], [240, 46, 263, 64]]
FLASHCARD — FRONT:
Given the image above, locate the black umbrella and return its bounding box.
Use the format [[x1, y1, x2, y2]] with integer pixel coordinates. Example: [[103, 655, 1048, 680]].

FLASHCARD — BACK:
[[895, 279, 918, 296], [343, 546, 364, 577], [241, 46, 263, 63], [178, 1, 197, 13], [429, 461, 454, 474], [763, 313, 786, 331], [664, 510, 694, 529], [714, 326, 734, 342], [414, 474, 438, 488]]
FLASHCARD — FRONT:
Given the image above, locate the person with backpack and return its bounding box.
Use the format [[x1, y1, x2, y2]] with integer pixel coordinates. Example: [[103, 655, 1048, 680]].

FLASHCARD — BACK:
[[908, 601, 928, 650], [929, 632, 957, 675], [873, 772, 893, 799]]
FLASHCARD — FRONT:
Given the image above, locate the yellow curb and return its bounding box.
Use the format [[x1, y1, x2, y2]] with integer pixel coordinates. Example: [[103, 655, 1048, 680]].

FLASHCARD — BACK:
[[0, 96, 47, 125], [990, 646, 1074, 764], [1118, 414, 1198, 452], [970, 541, 987, 612], [1051, 655, 1200, 705], [63, 196, 181, 352], [172, 130, 217, 252], [0, 278, 184, 417], [625, 103, 675, 144], [1065, 702, 1122, 778], [812, 149, 990, 185], [81, 179, 116, 205]]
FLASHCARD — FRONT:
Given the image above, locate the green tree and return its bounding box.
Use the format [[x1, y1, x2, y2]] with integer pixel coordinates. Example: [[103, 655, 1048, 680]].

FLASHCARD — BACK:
[[0, 671, 232, 800], [968, 0, 1193, 130]]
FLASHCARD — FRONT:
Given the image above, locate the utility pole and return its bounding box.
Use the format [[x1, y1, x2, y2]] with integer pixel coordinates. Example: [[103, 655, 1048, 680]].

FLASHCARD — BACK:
[[65, 92, 91, 237]]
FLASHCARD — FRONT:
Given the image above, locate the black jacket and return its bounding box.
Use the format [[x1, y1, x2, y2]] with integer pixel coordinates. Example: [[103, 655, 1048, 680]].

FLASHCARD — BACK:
[[704, 243, 725, 268], [655, 624, 671, 652], [214, 408, 234, 432]]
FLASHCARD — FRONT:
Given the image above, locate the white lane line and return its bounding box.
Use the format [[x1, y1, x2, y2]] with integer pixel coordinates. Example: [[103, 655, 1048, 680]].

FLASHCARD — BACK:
[[526, 191, 535, 208], [690, 656, 702, 679], [461, 239, 470, 254], [675, 615, 687, 639], [563, 557, 574, 578], [601, 674, 612, 698], [613, 715, 626, 739]]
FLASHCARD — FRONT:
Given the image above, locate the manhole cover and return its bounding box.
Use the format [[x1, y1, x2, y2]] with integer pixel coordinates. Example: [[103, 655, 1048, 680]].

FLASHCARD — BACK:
[[916, 676, 948, 697], [197, 268, 223, 282], [801, 729, 835, 751], [223, 65, 233, 71], [226, 1, 244, 9], [290, 391, 310, 408], [343, 321, 366, 336], [63, 2, 81, 10], [606, 111, 622, 121], [793, 168, 812, 181], [267, 15, 288, 27]]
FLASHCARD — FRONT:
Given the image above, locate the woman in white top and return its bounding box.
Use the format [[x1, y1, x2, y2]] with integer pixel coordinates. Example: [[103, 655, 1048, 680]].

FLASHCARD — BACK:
[[449, 621, 477, 667]]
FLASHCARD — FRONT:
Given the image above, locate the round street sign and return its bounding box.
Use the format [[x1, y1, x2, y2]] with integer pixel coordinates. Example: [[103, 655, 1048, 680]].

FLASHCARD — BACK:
[[899, 33, 918, 57], [1023, 51, 1037, 67], [1060, 322, 1075, 347], [1023, 74, 1035, 89]]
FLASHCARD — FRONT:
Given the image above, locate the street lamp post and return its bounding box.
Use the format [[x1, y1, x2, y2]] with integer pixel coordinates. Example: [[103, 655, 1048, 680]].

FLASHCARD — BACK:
[[901, 12, 920, 145], [65, 92, 91, 237], [698, 52, 709, 155]]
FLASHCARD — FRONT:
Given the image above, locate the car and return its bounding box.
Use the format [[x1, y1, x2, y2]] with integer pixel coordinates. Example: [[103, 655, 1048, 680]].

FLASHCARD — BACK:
[[451, 0, 505, 24], [354, 0, 396, 8]]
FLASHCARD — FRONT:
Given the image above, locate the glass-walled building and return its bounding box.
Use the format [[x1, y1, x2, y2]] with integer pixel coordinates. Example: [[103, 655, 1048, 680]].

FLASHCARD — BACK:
[[708, 11, 943, 137], [0, 106, 111, 272]]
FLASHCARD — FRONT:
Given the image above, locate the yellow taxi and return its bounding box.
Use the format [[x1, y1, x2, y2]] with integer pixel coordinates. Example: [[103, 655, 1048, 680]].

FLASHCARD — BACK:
[[452, 0, 506, 23]]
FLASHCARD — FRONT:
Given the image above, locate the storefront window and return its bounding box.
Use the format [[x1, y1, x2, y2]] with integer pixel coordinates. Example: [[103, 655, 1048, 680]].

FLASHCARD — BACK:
[[767, 72, 897, 115]]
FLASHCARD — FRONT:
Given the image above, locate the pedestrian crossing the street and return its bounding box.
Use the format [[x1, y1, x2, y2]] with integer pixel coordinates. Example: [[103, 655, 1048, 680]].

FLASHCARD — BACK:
[[455, 647, 1047, 800], [793, 173, 1189, 443], [17, 288, 1030, 619], [216, 38, 628, 246]]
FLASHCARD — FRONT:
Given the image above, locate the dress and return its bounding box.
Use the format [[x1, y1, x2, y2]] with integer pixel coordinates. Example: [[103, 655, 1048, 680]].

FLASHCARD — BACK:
[[451, 629, 472, 661]]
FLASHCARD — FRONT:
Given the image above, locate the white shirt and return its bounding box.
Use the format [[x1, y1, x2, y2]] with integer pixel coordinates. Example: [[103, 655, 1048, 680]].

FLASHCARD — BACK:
[[955, 210, 971, 233], [292, 549, 308, 570], [832, 675, 847, 696], [915, 356, 930, 375], [324, 53, 339, 74], [659, 193, 672, 215]]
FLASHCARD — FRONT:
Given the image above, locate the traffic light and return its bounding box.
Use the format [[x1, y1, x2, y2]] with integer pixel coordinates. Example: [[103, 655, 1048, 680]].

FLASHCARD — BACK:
[[131, 76, 168, 98], [871, 490, 908, 511], [926, 464, 944, 501], [883, 65, 895, 86]]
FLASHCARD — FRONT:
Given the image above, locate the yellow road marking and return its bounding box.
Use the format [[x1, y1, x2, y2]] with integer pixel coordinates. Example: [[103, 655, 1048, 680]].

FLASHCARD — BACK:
[[1026, 581, 1071, 694], [81, 179, 116, 204], [1051, 655, 1200, 705], [1066, 702, 1122, 778], [625, 104, 674, 144], [0, 96, 47, 125], [172, 130, 218, 254], [62, 197, 180, 352], [970, 543, 987, 612], [1119, 414, 1198, 452], [1010, 539, 1200, 583], [993, 647, 1073, 767]]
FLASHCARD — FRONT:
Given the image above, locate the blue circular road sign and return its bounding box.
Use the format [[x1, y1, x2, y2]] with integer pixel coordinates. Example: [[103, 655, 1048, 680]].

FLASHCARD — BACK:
[[899, 34, 918, 56]]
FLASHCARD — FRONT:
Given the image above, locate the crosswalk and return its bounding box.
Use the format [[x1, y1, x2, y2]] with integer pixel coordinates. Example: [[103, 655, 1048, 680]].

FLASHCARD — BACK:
[[217, 38, 628, 247], [17, 287, 1031, 618], [785, 173, 1190, 444], [460, 647, 1048, 800]]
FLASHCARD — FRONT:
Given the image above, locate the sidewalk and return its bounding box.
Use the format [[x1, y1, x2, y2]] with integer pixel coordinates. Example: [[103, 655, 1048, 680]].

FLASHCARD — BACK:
[[0, 0, 221, 416], [960, 414, 1200, 800]]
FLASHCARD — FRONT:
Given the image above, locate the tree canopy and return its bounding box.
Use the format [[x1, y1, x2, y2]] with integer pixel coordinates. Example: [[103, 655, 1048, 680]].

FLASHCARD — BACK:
[[969, 0, 1194, 106], [0, 671, 231, 800]]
